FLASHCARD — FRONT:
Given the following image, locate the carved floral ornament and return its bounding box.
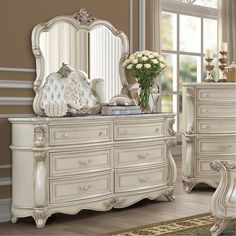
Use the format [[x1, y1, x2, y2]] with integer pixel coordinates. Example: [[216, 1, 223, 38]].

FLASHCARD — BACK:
[[210, 161, 236, 172], [73, 9, 96, 24]]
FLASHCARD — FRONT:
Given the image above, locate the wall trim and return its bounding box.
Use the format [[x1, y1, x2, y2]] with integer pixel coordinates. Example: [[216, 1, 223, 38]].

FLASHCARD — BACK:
[[0, 177, 12, 187], [0, 80, 33, 89], [0, 198, 11, 223], [0, 67, 36, 73], [139, 0, 146, 50], [129, 0, 134, 53], [0, 114, 33, 118], [0, 97, 33, 106], [0, 165, 12, 169]]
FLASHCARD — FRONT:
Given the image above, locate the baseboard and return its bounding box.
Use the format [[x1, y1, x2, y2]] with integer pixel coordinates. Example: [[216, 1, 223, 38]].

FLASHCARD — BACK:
[[0, 198, 11, 223]]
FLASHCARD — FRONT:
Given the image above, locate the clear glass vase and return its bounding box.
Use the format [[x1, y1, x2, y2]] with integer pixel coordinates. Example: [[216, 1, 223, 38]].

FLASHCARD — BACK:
[[139, 87, 151, 113]]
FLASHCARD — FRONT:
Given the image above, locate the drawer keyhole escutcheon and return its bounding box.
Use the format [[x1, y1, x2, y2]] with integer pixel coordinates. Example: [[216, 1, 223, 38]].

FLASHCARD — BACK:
[[78, 159, 92, 166], [138, 176, 151, 184], [137, 153, 150, 159], [98, 131, 103, 136], [78, 185, 90, 191], [155, 128, 159, 133]]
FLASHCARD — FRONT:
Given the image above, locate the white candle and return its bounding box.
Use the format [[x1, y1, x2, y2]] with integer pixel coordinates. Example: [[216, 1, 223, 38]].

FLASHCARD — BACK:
[[220, 42, 228, 52], [205, 49, 213, 59]]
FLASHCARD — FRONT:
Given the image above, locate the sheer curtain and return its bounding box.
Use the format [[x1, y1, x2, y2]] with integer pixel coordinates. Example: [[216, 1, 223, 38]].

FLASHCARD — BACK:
[[220, 0, 236, 64]]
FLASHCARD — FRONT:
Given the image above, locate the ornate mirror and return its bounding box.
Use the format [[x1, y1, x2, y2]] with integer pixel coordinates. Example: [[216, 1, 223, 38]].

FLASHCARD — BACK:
[[32, 9, 129, 116]]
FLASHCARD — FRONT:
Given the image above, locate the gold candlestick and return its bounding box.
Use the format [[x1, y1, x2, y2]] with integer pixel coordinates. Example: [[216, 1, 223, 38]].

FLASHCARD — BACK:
[[218, 51, 228, 82], [204, 58, 215, 82]]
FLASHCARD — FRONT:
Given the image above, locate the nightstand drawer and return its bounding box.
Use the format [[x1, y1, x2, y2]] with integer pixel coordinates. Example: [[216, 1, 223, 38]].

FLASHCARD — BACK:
[[197, 136, 236, 155], [114, 141, 165, 168], [50, 146, 112, 177], [197, 88, 236, 102], [197, 104, 236, 118], [115, 165, 165, 193], [50, 172, 112, 204], [197, 119, 236, 133], [50, 123, 112, 146], [114, 120, 164, 141]]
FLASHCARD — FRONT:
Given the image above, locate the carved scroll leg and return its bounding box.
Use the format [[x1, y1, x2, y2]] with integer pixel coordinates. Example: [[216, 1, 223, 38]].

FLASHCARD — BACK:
[[164, 188, 175, 201], [33, 209, 48, 228], [210, 218, 230, 236], [11, 215, 18, 224], [183, 180, 196, 193]]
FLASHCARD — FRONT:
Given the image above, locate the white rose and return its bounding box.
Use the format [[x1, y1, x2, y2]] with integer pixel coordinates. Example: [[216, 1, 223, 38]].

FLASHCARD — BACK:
[[159, 55, 164, 62], [134, 51, 140, 55], [153, 52, 159, 57], [122, 61, 127, 67], [127, 64, 133, 69], [143, 50, 150, 56], [144, 64, 151, 69], [136, 53, 143, 58], [132, 59, 138, 64], [152, 59, 158, 64], [129, 56, 135, 61], [136, 64, 143, 69], [160, 63, 165, 68], [148, 54, 154, 59], [141, 56, 148, 61]]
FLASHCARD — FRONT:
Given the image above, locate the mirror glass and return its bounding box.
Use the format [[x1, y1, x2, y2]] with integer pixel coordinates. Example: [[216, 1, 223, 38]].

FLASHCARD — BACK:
[[39, 22, 123, 102]]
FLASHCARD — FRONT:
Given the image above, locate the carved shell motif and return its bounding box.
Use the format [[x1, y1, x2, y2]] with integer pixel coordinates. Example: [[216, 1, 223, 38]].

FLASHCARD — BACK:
[[44, 102, 68, 117], [74, 9, 96, 24]]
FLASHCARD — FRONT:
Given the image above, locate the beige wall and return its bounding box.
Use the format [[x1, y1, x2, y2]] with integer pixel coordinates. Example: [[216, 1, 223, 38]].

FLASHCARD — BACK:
[[0, 0, 154, 199]]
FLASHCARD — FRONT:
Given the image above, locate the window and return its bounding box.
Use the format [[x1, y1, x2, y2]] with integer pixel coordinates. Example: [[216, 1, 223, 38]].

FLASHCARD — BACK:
[[160, 0, 219, 133]]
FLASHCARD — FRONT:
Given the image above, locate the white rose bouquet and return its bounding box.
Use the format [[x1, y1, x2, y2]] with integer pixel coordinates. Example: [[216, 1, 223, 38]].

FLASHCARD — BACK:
[[122, 50, 167, 111]]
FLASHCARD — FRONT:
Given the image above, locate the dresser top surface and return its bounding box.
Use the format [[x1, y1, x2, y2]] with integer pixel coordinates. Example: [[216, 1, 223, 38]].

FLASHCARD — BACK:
[[183, 82, 236, 87], [8, 112, 175, 123]]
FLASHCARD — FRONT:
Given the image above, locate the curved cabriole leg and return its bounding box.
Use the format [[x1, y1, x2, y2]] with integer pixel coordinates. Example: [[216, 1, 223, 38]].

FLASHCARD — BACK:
[[11, 215, 18, 223], [183, 180, 196, 193], [164, 188, 175, 201], [33, 209, 48, 228], [210, 218, 230, 236]]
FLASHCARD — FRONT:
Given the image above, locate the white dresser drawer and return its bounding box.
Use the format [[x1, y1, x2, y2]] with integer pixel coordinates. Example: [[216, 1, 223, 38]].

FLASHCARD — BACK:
[[50, 172, 112, 204], [197, 119, 236, 133], [197, 104, 236, 118], [114, 142, 165, 168], [50, 123, 112, 146], [50, 147, 112, 177], [197, 136, 236, 155], [114, 121, 164, 141], [197, 88, 236, 102], [115, 165, 165, 193]]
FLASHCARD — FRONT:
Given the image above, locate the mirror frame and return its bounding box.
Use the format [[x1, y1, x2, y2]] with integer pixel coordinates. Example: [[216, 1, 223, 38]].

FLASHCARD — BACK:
[[31, 9, 129, 115]]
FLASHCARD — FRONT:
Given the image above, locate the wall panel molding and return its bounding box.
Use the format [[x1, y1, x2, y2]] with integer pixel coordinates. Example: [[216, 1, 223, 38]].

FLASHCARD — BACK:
[[0, 67, 36, 73], [0, 198, 11, 223], [0, 97, 33, 106], [0, 165, 12, 169], [139, 0, 146, 50], [0, 177, 12, 187], [0, 80, 33, 89]]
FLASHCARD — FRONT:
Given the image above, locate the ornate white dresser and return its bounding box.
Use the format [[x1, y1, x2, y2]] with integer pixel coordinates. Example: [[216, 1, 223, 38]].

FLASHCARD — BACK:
[[182, 83, 236, 193], [9, 114, 176, 228]]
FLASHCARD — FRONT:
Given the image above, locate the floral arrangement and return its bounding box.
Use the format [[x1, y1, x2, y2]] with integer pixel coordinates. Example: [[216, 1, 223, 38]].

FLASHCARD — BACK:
[[122, 50, 167, 111]]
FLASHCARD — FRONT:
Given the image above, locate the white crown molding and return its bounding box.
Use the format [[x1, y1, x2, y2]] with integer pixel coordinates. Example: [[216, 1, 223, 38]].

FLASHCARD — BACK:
[[0, 177, 12, 187], [0, 80, 33, 89], [0, 67, 36, 73], [0, 97, 33, 106], [0, 198, 11, 223]]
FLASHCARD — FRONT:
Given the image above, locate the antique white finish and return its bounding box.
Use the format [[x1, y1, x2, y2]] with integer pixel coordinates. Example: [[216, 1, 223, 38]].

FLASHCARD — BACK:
[[182, 83, 236, 193], [32, 9, 129, 115], [9, 113, 176, 228], [210, 161, 236, 236]]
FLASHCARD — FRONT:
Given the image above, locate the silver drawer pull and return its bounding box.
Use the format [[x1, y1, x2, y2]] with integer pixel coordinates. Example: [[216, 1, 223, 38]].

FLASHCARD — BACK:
[[137, 153, 150, 159], [98, 131, 104, 136], [121, 129, 129, 135], [78, 185, 89, 191], [78, 159, 92, 166], [155, 128, 159, 132], [63, 133, 69, 137], [138, 176, 151, 184], [220, 145, 232, 150]]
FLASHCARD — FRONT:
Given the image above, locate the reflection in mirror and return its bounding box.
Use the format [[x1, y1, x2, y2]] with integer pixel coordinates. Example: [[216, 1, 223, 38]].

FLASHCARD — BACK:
[[39, 24, 123, 103]]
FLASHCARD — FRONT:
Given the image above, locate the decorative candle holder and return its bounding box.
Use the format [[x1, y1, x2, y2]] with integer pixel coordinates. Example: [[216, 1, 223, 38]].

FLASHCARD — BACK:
[[218, 51, 228, 82], [204, 58, 215, 82]]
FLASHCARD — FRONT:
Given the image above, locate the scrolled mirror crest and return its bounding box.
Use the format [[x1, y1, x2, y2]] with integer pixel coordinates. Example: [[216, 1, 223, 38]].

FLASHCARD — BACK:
[[73, 9, 96, 24]]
